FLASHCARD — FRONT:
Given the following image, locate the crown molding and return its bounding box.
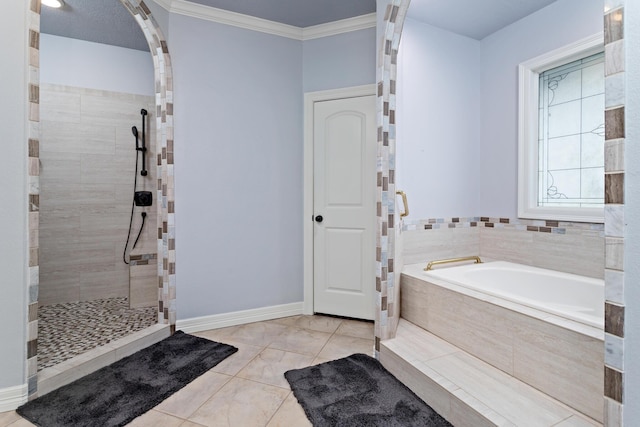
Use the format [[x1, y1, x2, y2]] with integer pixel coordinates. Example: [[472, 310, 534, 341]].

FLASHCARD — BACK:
[[150, 0, 374, 41], [301, 13, 376, 40]]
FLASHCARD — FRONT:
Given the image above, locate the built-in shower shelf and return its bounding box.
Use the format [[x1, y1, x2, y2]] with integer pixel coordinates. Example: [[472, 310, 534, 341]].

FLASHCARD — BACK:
[[380, 319, 601, 427], [37, 324, 170, 397]]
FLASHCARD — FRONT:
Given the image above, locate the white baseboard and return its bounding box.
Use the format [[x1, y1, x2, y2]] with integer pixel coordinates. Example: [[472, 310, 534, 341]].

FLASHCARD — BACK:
[[0, 383, 27, 412], [176, 302, 304, 333]]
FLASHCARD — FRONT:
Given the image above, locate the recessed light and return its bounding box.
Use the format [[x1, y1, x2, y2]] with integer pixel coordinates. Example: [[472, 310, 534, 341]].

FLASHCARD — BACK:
[[42, 0, 64, 8]]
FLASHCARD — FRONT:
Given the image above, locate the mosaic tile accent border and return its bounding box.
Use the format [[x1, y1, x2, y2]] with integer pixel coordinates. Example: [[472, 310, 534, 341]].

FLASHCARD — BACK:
[[375, 0, 411, 354], [25, 0, 176, 398], [603, 2, 625, 422], [129, 253, 158, 266], [403, 216, 604, 235]]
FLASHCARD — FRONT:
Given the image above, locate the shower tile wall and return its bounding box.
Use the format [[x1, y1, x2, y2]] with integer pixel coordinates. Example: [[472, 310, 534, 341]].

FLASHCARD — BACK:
[[402, 217, 604, 279], [39, 84, 157, 306]]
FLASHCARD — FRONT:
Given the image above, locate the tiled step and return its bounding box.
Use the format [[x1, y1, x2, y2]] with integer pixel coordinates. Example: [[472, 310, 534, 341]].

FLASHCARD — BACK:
[[380, 319, 601, 427]]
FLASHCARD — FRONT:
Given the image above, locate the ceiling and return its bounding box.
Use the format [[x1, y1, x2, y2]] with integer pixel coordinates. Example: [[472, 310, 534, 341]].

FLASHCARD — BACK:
[[40, 0, 559, 52], [407, 0, 558, 40]]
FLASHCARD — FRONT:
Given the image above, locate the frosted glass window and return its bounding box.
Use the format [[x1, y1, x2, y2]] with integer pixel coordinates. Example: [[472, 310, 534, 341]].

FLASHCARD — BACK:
[[538, 52, 604, 208]]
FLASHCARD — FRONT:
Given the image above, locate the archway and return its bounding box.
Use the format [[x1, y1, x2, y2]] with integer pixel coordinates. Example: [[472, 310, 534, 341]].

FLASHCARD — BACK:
[[25, 0, 176, 397]]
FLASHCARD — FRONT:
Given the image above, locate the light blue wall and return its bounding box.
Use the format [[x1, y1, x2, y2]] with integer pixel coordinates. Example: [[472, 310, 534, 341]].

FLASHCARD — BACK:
[[170, 14, 304, 319], [398, 0, 603, 219], [303, 28, 376, 92], [40, 34, 154, 96], [478, 0, 604, 217], [396, 18, 482, 219], [0, 1, 28, 390]]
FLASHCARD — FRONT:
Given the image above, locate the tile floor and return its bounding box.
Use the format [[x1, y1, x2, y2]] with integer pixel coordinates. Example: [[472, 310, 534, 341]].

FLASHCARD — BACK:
[[38, 298, 157, 370], [1, 315, 374, 427]]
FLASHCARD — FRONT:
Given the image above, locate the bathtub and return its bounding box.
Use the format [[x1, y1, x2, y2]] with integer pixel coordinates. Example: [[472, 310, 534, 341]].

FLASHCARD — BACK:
[[400, 260, 605, 421], [407, 260, 604, 328]]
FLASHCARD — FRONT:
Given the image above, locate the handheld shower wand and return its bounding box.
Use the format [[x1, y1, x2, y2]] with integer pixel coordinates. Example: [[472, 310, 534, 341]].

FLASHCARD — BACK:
[[132, 126, 139, 149]]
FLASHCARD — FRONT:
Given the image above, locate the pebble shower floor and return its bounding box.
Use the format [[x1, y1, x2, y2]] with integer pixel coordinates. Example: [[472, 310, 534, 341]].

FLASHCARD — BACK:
[[37, 297, 157, 370]]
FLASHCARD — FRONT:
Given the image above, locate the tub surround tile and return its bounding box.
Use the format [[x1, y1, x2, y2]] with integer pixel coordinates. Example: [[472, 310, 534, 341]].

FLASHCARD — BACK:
[[605, 237, 624, 271], [401, 273, 604, 423], [605, 173, 624, 204], [604, 397, 623, 425], [605, 139, 624, 172], [382, 320, 601, 427], [605, 302, 624, 338], [402, 275, 516, 375], [605, 366, 623, 403], [605, 107, 625, 141], [605, 74, 625, 108], [428, 352, 574, 426], [379, 346, 457, 423], [512, 316, 603, 421], [604, 9, 624, 44], [605, 333, 624, 371], [605, 40, 624, 76], [605, 269, 624, 305], [604, 205, 624, 237]]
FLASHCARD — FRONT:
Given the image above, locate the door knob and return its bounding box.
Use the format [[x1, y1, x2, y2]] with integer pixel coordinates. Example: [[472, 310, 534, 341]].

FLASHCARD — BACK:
[[315, 215, 323, 223]]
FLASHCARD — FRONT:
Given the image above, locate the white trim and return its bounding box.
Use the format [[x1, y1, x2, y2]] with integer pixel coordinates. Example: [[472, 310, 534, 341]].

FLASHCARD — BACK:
[[170, 0, 302, 40], [0, 384, 27, 412], [175, 302, 304, 333], [303, 85, 377, 316], [302, 14, 376, 41], [518, 33, 605, 223], [151, 0, 374, 40]]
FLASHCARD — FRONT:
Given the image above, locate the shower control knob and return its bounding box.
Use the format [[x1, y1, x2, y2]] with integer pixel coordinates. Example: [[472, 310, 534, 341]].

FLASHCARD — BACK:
[[315, 215, 323, 223]]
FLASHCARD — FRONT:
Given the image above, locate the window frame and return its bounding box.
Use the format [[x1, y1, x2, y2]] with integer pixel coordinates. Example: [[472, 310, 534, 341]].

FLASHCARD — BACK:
[[518, 33, 605, 223]]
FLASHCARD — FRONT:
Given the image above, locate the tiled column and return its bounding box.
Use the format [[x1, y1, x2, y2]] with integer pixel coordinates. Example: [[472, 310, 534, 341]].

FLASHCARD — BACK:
[[375, 0, 410, 353], [26, 0, 41, 398], [603, 1, 625, 424], [120, 0, 177, 332]]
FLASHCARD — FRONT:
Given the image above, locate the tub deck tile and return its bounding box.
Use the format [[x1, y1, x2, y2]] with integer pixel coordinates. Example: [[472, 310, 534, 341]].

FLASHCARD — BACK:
[[380, 319, 602, 427]]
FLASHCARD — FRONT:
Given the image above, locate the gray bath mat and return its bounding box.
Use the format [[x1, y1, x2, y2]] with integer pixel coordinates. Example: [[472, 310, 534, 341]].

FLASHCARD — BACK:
[[284, 353, 452, 426], [17, 331, 237, 427]]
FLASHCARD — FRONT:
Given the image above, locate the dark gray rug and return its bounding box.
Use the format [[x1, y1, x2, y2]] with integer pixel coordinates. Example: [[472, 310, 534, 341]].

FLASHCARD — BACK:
[[285, 353, 452, 427], [17, 331, 237, 427]]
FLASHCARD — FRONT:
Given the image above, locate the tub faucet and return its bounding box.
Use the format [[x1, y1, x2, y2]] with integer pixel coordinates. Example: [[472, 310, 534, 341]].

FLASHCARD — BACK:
[[424, 256, 482, 271]]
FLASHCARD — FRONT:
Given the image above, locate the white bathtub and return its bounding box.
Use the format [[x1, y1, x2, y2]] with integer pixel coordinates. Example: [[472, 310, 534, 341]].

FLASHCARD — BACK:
[[403, 260, 604, 329]]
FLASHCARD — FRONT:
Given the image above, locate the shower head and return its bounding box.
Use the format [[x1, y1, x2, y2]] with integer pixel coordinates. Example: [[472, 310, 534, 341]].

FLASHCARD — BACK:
[[132, 126, 138, 137], [140, 109, 148, 116]]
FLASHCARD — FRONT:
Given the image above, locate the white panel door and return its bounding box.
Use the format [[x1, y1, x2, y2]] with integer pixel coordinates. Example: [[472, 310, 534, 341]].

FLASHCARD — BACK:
[[313, 95, 376, 320]]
